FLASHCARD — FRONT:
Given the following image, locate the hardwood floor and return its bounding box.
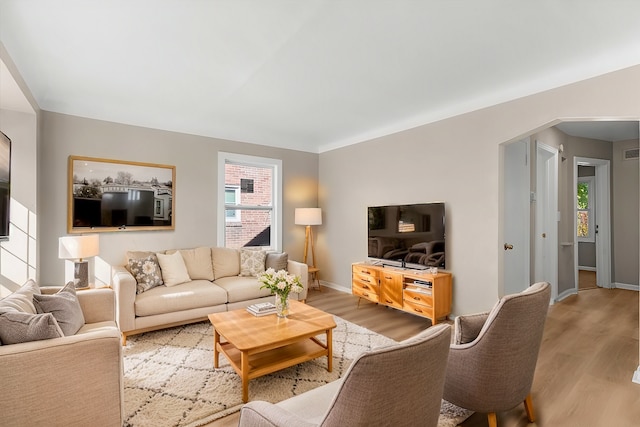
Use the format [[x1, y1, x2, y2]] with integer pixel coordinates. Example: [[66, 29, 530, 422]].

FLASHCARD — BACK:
[[209, 285, 639, 427]]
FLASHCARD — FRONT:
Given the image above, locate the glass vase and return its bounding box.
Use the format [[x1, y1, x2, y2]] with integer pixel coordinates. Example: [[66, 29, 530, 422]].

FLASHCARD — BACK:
[[275, 293, 290, 318]]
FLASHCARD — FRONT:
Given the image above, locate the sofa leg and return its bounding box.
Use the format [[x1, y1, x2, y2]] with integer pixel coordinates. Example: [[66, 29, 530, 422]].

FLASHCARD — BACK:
[[121, 333, 127, 346], [524, 393, 535, 422], [487, 412, 497, 427]]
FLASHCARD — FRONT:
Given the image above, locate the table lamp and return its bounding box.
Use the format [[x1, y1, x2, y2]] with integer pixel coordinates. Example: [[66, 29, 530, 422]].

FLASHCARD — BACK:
[[295, 208, 322, 268], [58, 234, 100, 288]]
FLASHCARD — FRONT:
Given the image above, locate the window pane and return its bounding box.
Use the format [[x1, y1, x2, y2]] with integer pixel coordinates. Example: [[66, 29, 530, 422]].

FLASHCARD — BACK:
[[577, 182, 589, 209], [225, 209, 272, 248], [577, 211, 589, 237]]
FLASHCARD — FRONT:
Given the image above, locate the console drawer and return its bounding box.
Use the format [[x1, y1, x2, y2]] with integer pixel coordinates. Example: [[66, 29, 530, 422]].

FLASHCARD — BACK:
[[403, 299, 434, 319], [403, 288, 433, 306], [353, 283, 380, 303]]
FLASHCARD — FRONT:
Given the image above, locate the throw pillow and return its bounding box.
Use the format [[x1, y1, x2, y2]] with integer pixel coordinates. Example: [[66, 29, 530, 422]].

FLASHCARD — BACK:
[[166, 247, 214, 281], [0, 279, 41, 315], [240, 248, 267, 277], [211, 247, 240, 279], [33, 281, 85, 336], [128, 254, 164, 294], [0, 311, 64, 345], [265, 252, 288, 272], [156, 251, 191, 287]]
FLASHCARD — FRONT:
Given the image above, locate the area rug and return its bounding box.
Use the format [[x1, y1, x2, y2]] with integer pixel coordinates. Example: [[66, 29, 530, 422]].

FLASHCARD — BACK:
[[123, 317, 473, 427]]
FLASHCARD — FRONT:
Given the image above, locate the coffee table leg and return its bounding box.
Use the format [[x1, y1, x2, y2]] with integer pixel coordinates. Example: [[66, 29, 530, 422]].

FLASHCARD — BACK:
[[241, 351, 249, 403], [327, 328, 333, 372], [213, 330, 220, 368]]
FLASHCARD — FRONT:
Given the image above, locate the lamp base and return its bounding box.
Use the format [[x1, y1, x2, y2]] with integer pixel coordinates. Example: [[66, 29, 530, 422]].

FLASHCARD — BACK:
[[73, 260, 89, 289]]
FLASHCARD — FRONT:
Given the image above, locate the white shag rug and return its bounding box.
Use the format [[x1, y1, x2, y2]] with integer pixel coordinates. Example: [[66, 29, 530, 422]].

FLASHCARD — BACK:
[[123, 317, 472, 427]]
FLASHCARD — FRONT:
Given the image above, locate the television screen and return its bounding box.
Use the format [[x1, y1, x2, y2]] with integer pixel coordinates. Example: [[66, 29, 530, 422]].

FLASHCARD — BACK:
[[368, 202, 445, 269], [0, 132, 10, 241]]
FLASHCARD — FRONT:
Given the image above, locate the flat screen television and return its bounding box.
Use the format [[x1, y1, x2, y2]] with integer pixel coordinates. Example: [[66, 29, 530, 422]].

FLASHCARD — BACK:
[[0, 132, 10, 241], [367, 202, 445, 269]]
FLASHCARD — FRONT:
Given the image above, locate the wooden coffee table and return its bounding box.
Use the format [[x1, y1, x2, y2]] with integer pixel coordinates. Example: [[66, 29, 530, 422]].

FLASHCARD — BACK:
[[208, 300, 336, 402]]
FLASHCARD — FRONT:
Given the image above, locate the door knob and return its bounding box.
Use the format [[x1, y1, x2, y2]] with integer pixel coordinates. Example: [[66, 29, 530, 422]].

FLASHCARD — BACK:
[[504, 243, 514, 250]]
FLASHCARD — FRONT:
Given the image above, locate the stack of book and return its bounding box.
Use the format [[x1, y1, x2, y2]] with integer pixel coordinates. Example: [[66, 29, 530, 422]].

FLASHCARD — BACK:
[[246, 302, 277, 317]]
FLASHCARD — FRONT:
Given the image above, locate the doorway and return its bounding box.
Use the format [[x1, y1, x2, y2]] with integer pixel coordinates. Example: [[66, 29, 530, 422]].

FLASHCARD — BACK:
[[573, 157, 612, 290]]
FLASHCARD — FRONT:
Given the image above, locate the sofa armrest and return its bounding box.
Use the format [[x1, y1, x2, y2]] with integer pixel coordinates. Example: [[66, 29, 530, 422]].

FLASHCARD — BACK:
[[287, 259, 309, 301], [112, 265, 137, 333], [77, 288, 116, 324], [0, 328, 123, 426]]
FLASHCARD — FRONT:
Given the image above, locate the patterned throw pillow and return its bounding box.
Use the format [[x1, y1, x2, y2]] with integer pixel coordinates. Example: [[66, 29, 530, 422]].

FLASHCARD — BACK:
[[128, 254, 164, 294], [33, 281, 86, 336], [240, 249, 267, 277]]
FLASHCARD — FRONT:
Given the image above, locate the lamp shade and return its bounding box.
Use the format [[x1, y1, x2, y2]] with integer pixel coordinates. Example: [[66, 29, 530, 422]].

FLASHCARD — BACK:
[[58, 234, 100, 260], [295, 208, 322, 226]]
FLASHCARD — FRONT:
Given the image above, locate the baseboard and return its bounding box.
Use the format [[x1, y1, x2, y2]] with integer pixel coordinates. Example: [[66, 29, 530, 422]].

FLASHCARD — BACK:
[[615, 282, 640, 291], [316, 281, 351, 293], [632, 366, 640, 385], [556, 288, 578, 302], [578, 266, 596, 272]]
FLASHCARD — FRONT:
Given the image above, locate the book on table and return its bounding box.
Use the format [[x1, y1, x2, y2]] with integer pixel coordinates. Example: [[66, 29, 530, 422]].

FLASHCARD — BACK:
[[249, 302, 276, 312]]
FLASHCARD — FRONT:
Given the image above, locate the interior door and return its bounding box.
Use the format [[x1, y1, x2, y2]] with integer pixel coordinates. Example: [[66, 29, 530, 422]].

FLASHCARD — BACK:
[[502, 139, 531, 295]]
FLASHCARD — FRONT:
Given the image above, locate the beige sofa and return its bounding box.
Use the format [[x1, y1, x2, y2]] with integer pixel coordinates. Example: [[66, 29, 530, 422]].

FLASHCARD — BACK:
[[0, 285, 123, 426], [112, 247, 309, 344]]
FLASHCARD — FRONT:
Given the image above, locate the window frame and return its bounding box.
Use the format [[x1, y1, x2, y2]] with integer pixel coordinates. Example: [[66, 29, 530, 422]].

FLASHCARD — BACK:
[[217, 152, 282, 250], [224, 185, 241, 222], [577, 176, 595, 243]]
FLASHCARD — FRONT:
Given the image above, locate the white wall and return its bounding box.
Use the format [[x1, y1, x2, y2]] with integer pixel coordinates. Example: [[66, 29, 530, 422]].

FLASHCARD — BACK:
[[318, 65, 640, 316], [38, 112, 319, 285], [0, 109, 37, 294], [613, 138, 640, 287]]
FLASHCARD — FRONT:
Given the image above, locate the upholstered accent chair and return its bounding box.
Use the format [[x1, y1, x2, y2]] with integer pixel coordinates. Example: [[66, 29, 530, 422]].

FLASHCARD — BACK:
[[238, 323, 451, 427], [443, 282, 551, 427]]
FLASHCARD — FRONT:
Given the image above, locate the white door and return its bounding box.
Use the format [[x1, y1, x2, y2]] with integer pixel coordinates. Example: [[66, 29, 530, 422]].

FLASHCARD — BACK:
[[535, 142, 559, 299], [502, 138, 531, 295]]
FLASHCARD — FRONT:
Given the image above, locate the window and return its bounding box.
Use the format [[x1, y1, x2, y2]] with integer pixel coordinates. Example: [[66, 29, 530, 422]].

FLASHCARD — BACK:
[[225, 186, 240, 222], [577, 176, 595, 242], [218, 153, 282, 250]]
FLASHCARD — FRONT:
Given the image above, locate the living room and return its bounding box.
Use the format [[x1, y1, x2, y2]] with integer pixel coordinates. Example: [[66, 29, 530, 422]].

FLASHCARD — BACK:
[[1, 2, 640, 426]]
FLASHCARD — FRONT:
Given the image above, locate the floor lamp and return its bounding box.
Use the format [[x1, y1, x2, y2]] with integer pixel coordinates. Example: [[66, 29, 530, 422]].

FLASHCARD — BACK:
[[295, 208, 322, 268]]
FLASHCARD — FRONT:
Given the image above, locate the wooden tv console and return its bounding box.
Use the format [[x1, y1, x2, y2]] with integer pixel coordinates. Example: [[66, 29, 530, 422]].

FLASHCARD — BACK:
[[352, 263, 452, 324]]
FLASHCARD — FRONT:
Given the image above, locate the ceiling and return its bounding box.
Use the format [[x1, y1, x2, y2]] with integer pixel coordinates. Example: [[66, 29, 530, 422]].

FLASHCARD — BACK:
[[1, 1, 640, 153]]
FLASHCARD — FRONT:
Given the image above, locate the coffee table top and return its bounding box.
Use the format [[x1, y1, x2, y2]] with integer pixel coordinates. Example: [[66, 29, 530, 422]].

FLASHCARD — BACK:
[[208, 300, 336, 352]]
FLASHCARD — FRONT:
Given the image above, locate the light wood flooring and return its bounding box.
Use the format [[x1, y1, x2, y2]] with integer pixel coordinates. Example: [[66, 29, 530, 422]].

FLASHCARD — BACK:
[[208, 285, 639, 427]]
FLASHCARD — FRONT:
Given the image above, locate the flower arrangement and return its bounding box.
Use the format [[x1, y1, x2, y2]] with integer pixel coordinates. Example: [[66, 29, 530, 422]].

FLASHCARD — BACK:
[[258, 268, 304, 317]]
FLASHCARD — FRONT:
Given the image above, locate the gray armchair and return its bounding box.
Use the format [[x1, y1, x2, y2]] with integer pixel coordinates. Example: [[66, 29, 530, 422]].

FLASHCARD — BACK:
[[443, 282, 551, 427], [238, 323, 451, 427]]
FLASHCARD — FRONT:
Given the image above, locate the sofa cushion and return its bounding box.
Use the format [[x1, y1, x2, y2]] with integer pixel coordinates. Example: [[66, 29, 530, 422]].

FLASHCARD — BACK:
[[0, 279, 40, 314], [134, 280, 228, 317], [266, 252, 288, 271], [166, 247, 214, 281], [214, 276, 273, 303], [128, 253, 164, 294], [156, 251, 191, 287], [0, 311, 64, 345], [33, 281, 85, 336], [240, 248, 266, 277], [211, 247, 240, 279]]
